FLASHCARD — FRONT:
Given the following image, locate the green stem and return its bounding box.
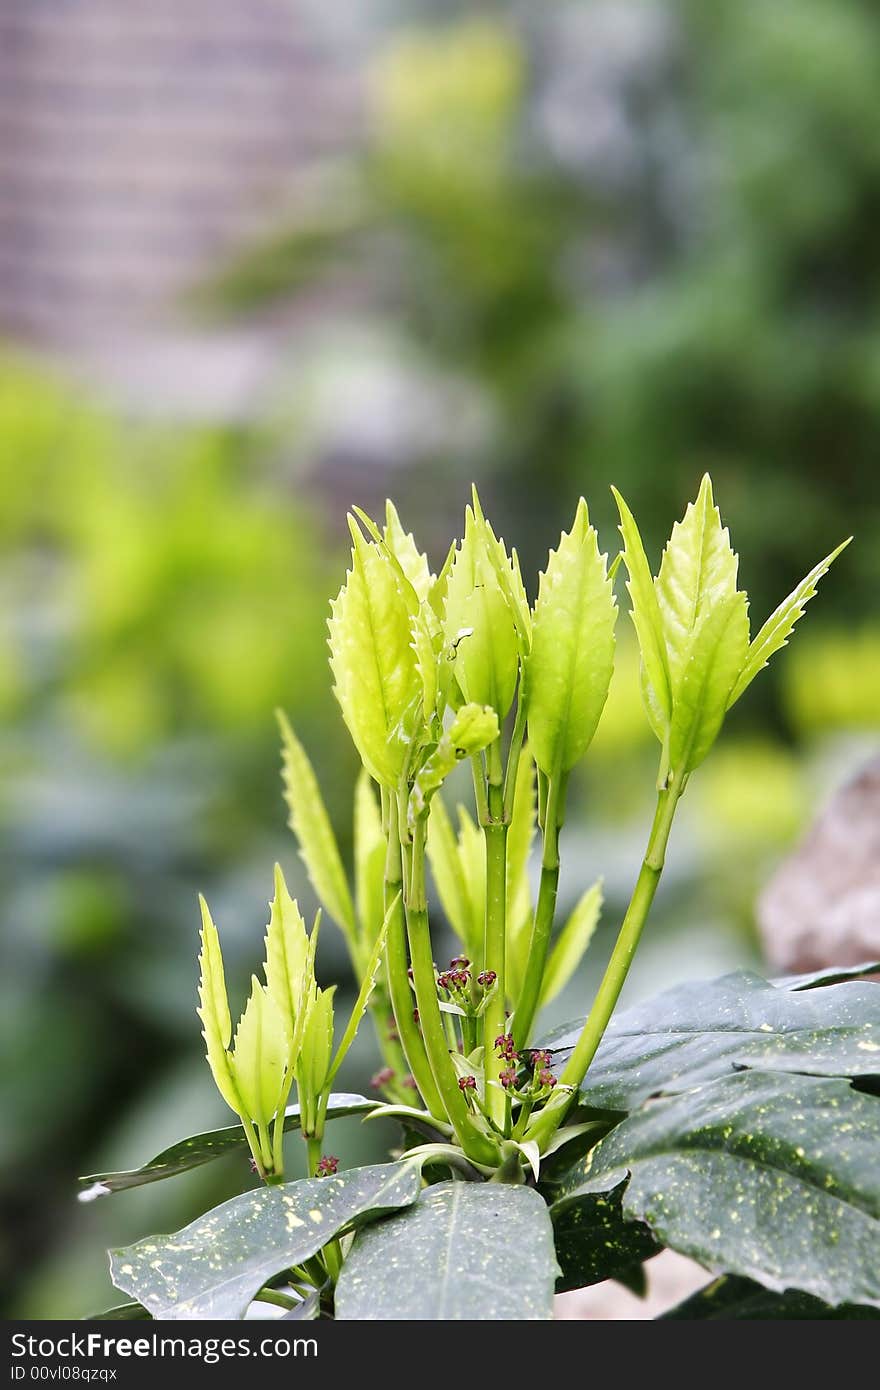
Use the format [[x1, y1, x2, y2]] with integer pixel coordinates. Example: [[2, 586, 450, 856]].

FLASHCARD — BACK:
[[405, 818, 499, 1166], [513, 772, 568, 1050], [482, 739, 508, 1129], [502, 693, 528, 823], [525, 785, 681, 1148], [305, 1135, 322, 1179], [383, 799, 445, 1120]]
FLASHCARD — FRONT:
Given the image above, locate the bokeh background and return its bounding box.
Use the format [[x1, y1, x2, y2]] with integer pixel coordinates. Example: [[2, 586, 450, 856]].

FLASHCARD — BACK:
[[2, 0, 878, 1318]]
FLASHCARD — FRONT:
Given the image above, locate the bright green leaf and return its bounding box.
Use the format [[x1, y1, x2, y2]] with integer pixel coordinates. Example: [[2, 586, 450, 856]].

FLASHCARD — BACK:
[[262, 864, 310, 1048], [277, 712, 355, 940], [426, 794, 475, 952], [526, 499, 617, 776], [328, 523, 422, 786], [232, 977, 290, 1131], [409, 703, 499, 821], [668, 590, 750, 775], [297, 986, 336, 1104], [327, 900, 391, 1085], [354, 770, 386, 951], [612, 486, 672, 738], [196, 898, 242, 1118], [443, 507, 519, 720], [727, 538, 852, 708], [383, 499, 433, 603]]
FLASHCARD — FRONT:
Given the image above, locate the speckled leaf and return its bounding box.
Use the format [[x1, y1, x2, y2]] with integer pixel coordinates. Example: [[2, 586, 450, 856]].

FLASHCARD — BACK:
[[110, 1160, 422, 1320], [662, 1274, 880, 1320], [335, 1181, 559, 1320], [772, 960, 880, 991], [77, 1095, 373, 1196], [550, 1176, 661, 1292], [542, 971, 880, 1112], [87, 1302, 151, 1321], [727, 538, 851, 708], [555, 1071, 880, 1308], [526, 499, 617, 776], [277, 712, 356, 942]]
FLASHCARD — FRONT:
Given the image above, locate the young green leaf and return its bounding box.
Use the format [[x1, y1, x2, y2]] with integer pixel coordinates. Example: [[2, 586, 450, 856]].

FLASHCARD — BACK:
[[409, 703, 499, 821], [525, 499, 617, 777], [506, 748, 536, 934], [383, 499, 433, 603], [727, 538, 852, 708], [354, 770, 385, 948], [277, 711, 356, 941], [443, 506, 520, 720], [471, 486, 532, 653], [196, 897, 242, 1117], [262, 863, 310, 1047], [540, 879, 603, 1007], [612, 486, 672, 739], [328, 522, 422, 787], [668, 590, 750, 775], [297, 986, 336, 1105], [457, 805, 486, 964], [231, 977, 290, 1132]]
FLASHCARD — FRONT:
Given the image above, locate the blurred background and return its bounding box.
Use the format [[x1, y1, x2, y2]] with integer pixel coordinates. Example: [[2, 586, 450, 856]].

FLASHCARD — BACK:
[[1, 0, 878, 1318]]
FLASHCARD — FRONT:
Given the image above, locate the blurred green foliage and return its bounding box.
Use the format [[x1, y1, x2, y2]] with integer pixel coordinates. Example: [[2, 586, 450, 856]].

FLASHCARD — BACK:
[[3, 0, 879, 1320]]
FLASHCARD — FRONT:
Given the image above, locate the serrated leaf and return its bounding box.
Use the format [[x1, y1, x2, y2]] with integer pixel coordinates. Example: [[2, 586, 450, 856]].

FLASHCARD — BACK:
[[409, 703, 499, 821], [77, 1095, 375, 1196], [232, 977, 290, 1130], [456, 805, 486, 963], [328, 525, 421, 787], [541, 971, 880, 1113], [662, 1273, 880, 1320], [443, 507, 519, 720], [426, 794, 475, 954], [554, 1071, 880, 1309], [335, 1182, 559, 1320], [354, 771, 386, 952], [612, 486, 672, 737], [550, 1176, 661, 1292], [383, 499, 433, 602], [262, 864, 310, 1049], [471, 486, 532, 653], [667, 590, 750, 775], [277, 712, 355, 940], [110, 1160, 423, 1319], [297, 986, 335, 1104], [727, 538, 851, 708], [540, 880, 602, 1007], [526, 499, 617, 776], [656, 474, 740, 691], [196, 898, 242, 1117]]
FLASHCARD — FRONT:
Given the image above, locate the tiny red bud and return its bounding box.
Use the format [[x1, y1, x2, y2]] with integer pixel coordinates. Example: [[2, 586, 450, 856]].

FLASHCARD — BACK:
[[436, 971, 452, 990], [449, 956, 470, 969], [539, 1070, 557, 1089], [370, 1066, 395, 1090], [458, 1074, 477, 1091], [477, 970, 497, 988], [530, 1049, 551, 1069], [316, 1155, 339, 1177], [499, 1068, 517, 1090], [412, 1008, 420, 1024], [402, 1074, 418, 1090]]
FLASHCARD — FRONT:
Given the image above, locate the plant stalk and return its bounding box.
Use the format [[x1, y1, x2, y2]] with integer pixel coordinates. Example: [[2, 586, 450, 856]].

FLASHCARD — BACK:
[[525, 784, 681, 1148], [404, 817, 500, 1166], [513, 772, 568, 1049], [383, 798, 445, 1120], [482, 740, 508, 1128]]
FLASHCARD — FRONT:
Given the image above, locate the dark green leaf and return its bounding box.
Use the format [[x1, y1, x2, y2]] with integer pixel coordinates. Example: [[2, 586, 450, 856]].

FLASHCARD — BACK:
[[86, 1303, 151, 1321], [662, 1274, 880, 1320], [773, 961, 880, 991], [110, 1160, 422, 1319], [550, 1176, 661, 1293], [335, 1181, 559, 1320], [78, 1094, 375, 1197], [542, 971, 880, 1111], [553, 1071, 880, 1309]]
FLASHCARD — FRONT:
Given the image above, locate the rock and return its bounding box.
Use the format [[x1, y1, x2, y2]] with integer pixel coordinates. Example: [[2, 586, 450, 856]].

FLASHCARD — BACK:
[[758, 756, 880, 973]]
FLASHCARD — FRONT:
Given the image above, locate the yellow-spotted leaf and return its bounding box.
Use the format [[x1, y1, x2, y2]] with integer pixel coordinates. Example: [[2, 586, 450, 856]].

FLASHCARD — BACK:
[[277, 712, 356, 942], [196, 898, 242, 1117], [328, 522, 422, 787], [231, 978, 290, 1132], [526, 500, 617, 777], [727, 538, 852, 708], [540, 880, 603, 1007]]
